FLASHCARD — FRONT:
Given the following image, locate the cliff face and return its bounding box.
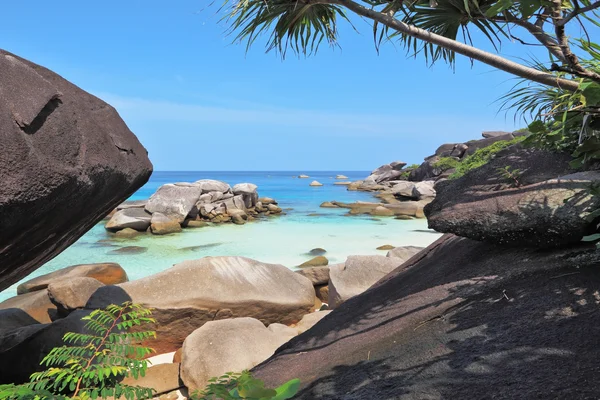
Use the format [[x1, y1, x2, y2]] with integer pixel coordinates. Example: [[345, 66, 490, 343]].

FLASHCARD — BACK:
[[0, 49, 152, 292], [253, 234, 600, 399], [251, 137, 600, 399]]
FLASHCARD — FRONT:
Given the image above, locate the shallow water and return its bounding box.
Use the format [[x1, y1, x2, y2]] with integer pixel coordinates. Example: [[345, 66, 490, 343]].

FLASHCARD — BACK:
[[0, 171, 441, 301]]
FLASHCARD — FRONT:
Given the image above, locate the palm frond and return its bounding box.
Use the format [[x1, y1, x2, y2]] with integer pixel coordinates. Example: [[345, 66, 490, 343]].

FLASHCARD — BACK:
[[221, 0, 350, 57], [376, 0, 510, 66]]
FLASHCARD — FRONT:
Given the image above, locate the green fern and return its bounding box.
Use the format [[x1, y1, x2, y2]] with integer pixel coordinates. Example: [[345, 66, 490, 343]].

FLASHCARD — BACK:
[[191, 370, 300, 400], [0, 302, 157, 400]]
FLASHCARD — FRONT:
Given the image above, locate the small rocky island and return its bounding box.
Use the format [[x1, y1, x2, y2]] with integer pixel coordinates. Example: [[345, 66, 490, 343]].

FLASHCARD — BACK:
[[105, 180, 282, 237]]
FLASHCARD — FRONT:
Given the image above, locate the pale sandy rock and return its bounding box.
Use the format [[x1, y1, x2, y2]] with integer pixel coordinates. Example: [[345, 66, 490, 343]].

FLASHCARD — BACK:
[[194, 179, 231, 194], [86, 257, 316, 354], [180, 318, 294, 391], [17, 263, 127, 294], [150, 212, 182, 235], [386, 246, 425, 261], [295, 311, 332, 334], [105, 208, 152, 232], [47, 277, 104, 314], [329, 256, 402, 308]]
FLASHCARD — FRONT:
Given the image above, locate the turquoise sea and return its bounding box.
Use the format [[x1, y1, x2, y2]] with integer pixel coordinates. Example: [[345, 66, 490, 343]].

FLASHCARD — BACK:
[[0, 171, 442, 301]]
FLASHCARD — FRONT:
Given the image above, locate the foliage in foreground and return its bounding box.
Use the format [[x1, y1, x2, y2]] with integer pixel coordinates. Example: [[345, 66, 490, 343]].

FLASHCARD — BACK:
[[0, 304, 301, 400], [191, 371, 300, 400], [0, 302, 157, 400]]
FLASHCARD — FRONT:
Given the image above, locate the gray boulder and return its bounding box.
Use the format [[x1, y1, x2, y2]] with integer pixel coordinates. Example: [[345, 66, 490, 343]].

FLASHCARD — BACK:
[[86, 256, 316, 354], [296, 266, 330, 286], [47, 277, 104, 314], [295, 311, 332, 334], [17, 262, 127, 294], [232, 183, 258, 195], [180, 318, 295, 392], [329, 256, 403, 308], [482, 130, 512, 138], [105, 208, 152, 232], [195, 179, 231, 194], [413, 181, 436, 199], [145, 183, 203, 223], [222, 194, 247, 212], [150, 212, 182, 235], [116, 200, 147, 210], [391, 181, 416, 198], [0, 49, 152, 291], [386, 246, 424, 261]]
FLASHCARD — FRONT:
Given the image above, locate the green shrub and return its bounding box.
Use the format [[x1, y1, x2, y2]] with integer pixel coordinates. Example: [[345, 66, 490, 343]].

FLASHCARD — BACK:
[[191, 370, 300, 400], [449, 136, 525, 179], [0, 304, 301, 400], [431, 157, 460, 171], [406, 163, 420, 169], [0, 302, 157, 400]]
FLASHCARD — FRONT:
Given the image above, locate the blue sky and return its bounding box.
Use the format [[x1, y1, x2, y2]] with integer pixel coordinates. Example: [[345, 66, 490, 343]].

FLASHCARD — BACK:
[[1, 1, 540, 170]]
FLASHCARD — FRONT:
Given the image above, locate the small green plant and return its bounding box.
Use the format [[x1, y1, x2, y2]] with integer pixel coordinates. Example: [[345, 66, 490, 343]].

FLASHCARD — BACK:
[[431, 157, 460, 172], [497, 166, 522, 188], [0, 302, 156, 400], [450, 136, 525, 179], [406, 164, 420, 169], [191, 370, 300, 400]]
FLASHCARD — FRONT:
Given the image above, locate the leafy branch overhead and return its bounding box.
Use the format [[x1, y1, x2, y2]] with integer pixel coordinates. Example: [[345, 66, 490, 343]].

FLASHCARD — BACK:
[[220, 0, 599, 91]]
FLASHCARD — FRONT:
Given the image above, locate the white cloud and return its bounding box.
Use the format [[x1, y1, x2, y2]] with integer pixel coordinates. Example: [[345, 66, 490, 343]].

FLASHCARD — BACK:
[[96, 92, 504, 138]]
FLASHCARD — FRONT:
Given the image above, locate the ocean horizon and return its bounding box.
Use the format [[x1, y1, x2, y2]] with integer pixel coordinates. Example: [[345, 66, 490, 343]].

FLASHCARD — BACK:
[[0, 171, 442, 301]]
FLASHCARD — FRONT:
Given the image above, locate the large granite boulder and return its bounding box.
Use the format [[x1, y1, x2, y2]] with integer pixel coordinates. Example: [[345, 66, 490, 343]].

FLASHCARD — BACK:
[[17, 262, 128, 294], [105, 208, 152, 232], [87, 257, 316, 353], [0, 49, 152, 292], [180, 318, 294, 392], [145, 183, 202, 223], [425, 147, 596, 247], [328, 256, 403, 308], [251, 235, 600, 399]]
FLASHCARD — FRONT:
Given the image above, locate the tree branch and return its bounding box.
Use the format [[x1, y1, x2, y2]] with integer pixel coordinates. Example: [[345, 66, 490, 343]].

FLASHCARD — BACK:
[[489, 14, 566, 62], [551, 0, 600, 82], [558, 0, 600, 26], [321, 0, 580, 91]]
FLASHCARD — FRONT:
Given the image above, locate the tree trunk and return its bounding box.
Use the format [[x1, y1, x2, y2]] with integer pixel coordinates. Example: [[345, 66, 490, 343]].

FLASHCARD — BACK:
[[331, 0, 580, 92]]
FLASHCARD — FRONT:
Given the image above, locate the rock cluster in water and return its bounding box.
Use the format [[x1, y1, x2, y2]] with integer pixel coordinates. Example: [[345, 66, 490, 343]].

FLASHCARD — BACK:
[[105, 180, 283, 236]]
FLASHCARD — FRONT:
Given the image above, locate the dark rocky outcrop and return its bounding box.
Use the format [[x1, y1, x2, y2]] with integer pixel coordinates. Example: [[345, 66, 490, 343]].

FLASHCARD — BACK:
[[0, 310, 90, 384], [0, 49, 152, 292], [424, 147, 599, 247], [252, 234, 600, 399]]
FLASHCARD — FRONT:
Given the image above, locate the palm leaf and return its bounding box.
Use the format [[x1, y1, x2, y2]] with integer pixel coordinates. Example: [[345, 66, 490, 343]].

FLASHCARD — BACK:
[[221, 0, 350, 57]]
